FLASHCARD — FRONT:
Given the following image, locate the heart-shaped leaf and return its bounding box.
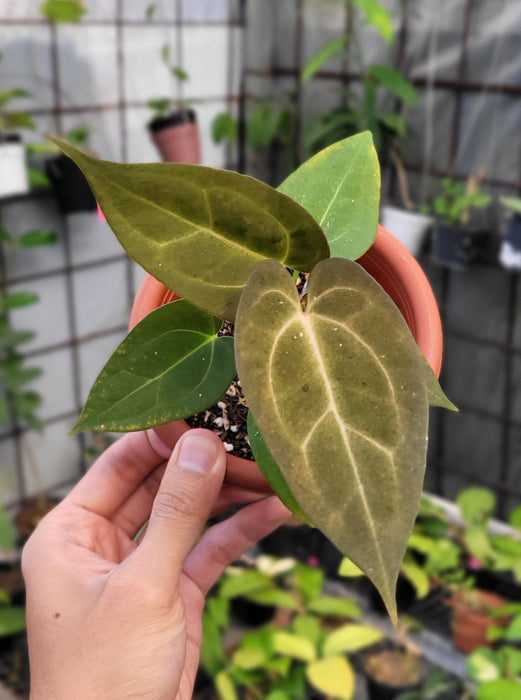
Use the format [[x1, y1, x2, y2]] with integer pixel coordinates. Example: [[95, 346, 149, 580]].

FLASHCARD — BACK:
[[51, 138, 329, 321], [72, 300, 235, 433], [235, 258, 431, 621], [306, 656, 355, 700], [278, 132, 380, 260]]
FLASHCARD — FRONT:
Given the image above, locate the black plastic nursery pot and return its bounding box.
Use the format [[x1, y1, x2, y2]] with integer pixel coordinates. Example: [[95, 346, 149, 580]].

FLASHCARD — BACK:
[[361, 648, 425, 700], [148, 108, 201, 164], [431, 222, 495, 268], [499, 215, 521, 272], [45, 153, 97, 214]]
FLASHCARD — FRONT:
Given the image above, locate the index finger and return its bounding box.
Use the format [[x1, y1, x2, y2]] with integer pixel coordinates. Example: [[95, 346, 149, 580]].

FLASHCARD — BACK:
[[67, 423, 186, 518]]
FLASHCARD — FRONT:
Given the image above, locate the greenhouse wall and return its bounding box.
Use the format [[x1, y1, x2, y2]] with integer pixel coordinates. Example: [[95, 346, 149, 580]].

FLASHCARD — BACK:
[[0, 0, 521, 519]]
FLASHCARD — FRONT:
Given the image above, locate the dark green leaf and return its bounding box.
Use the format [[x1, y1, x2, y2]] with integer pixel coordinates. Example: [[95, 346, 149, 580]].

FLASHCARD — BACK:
[[161, 44, 170, 64], [235, 258, 431, 621], [0, 507, 16, 551], [247, 411, 313, 525], [212, 112, 238, 144], [301, 36, 348, 84], [171, 66, 188, 81], [0, 291, 39, 311], [51, 138, 329, 321], [3, 112, 35, 130], [0, 607, 26, 637], [72, 300, 236, 433], [200, 611, 225, 677], [28, 166, 52, 188], [17, 230, 58, 247], [370, 65, 419, 105], [278, 132, 380, 260], [0, 322, 35, 349], [0, 88, 30, 109], [0, 225, 13, 243]]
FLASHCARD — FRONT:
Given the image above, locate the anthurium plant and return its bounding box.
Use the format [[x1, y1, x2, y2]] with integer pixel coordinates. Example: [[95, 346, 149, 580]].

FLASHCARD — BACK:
[[52, 131, 455, 622]]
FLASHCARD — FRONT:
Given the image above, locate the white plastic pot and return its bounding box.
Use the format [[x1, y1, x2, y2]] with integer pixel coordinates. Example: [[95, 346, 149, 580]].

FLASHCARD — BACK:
[[0, 135, 29, 198], [381, 205, 434, 258]]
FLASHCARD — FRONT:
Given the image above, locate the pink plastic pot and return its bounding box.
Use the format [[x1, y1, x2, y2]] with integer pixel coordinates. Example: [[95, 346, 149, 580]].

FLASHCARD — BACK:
[[148, 109, 201, 164], [129, 225, 444, 491]]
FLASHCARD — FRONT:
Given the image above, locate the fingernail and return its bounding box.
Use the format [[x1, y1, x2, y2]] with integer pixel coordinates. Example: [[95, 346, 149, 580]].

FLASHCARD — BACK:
[[177, 433, 219, 473]]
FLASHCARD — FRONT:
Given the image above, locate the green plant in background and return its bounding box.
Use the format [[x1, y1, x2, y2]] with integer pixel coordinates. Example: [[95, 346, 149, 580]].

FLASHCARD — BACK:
[[40, 0, 87, 23], [456, 487, 521, 583], [0, 54, 35, 134], [212, 96, 294, 155], [52, 130, 455, 620], [0, 505, 26, 639], [425, 176, 492, 227], [0, 225, 58, 431], [146, 39, 193, 119], [394, 668, 460, 700], [201, 556, 384, 700], [466, 606, 521, 700], [302, 0, 419, 158]]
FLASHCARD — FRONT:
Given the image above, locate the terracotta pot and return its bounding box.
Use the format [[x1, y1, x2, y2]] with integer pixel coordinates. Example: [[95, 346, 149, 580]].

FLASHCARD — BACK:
[[148, 108, 201, 164], [129, 225, 444, 492], [448, 589, 511, 654]]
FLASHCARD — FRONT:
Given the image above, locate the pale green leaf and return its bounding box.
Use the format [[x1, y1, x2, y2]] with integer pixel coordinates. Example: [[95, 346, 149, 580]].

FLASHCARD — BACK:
[[306, 656, 355, 700], [466, 648, 501, 683], [278, 132, 380, 260], [301, 36, 348, 83], [40, 0, 87, 22], [273, 631, 316, 662], [353, 0, 394, 44], [247, 411, 313, 525], [215, 670, 239, 700], [338, 557, 364, 578], [72, 300, 236, 433], [235, 258, 431, 621], [307, 596, 362, 619], [322, 624, 384, 656], [244, 589, 299, 610], [219, 569, 272, 599], [51, 138, 329, 321], [401, 553, 430, 599], [477, 680, 521, 700]]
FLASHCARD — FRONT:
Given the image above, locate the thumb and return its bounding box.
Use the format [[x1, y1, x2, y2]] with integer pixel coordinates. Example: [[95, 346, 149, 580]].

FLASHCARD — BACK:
[[136, 428, 226, 584]]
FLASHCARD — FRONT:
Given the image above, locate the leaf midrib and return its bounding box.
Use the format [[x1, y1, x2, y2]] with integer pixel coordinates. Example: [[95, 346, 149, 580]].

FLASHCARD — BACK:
[[100, 166, 291, 263]]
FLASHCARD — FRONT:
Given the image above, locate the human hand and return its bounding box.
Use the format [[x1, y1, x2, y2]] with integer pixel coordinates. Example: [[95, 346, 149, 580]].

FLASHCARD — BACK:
[[22, 427, 290, 700]]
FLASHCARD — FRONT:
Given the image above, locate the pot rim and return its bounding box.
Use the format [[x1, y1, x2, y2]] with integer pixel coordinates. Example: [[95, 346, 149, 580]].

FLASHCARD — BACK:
[[129, 224, 444, 492]]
